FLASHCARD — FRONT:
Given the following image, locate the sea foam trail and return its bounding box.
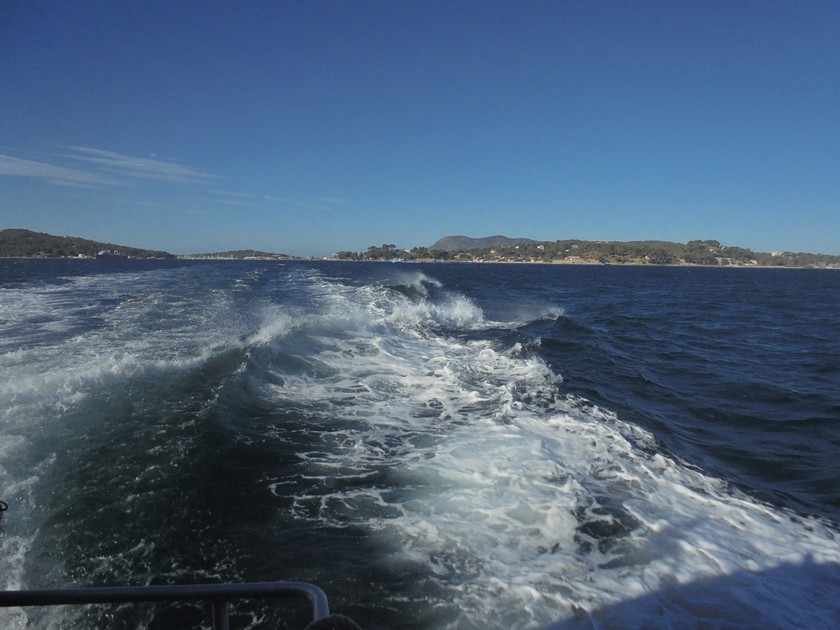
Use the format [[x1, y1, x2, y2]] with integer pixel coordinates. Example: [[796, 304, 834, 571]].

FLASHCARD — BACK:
[[3, 263, 839, 629], [0, 267, 254, 617], [253, 269, 840, 629]]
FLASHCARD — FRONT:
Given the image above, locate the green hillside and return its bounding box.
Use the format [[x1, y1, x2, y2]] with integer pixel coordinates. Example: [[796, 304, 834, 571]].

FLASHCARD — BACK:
[[340, 237, 840, 268], [0, 229, 174, 259]]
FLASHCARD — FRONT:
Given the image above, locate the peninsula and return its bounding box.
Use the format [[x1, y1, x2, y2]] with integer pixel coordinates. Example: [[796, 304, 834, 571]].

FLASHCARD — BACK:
[[0, 229, 174, 259], [333, 236, 840, 268], [0, 229, 293, 260]]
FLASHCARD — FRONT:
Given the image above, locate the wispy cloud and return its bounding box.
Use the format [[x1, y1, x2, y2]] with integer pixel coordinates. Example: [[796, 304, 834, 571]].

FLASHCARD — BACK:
[[207, 190, 344, 213], [204, 197, 263, 208], [63, 146, 219, 184], [212, 190, 288, 205], [297, 201, 341, 213], [0, 147, 219, 188], [0, 154, 123, 187]]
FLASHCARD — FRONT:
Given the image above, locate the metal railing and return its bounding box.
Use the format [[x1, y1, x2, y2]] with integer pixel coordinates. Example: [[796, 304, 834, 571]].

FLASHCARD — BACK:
[[0, 580, 330, 630]]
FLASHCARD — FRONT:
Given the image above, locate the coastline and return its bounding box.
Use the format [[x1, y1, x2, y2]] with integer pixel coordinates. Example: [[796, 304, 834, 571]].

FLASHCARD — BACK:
[[4, 230, 838, 269], [320, 258, 840, 270], [2, 255, 838, 270]]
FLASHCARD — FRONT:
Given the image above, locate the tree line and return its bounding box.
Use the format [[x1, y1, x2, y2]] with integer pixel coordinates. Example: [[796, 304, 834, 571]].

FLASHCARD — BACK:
[[333, 239, 840, 268]]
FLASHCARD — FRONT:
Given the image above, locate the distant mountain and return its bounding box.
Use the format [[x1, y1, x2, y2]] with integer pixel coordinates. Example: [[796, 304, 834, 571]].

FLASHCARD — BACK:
[[430, 235, 537, 251], [0, 228, 174, 259]]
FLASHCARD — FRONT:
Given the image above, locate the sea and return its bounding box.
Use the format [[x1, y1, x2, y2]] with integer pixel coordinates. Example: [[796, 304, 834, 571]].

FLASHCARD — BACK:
[[1, 258, 839, 629]]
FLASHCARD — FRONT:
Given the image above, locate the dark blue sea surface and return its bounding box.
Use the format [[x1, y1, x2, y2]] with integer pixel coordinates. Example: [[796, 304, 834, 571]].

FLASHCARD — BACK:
[[1, 259, 839, 628]]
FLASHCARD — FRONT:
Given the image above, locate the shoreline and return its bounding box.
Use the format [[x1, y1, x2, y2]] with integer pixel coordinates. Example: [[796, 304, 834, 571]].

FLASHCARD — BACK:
[[3, 255, 837, 270], [320, 257, 840, 270]]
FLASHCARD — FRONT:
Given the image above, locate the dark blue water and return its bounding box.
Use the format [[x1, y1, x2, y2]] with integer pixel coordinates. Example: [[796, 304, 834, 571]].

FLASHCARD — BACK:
[[2, 259, 839, 628], [469, 264, 840, 520]]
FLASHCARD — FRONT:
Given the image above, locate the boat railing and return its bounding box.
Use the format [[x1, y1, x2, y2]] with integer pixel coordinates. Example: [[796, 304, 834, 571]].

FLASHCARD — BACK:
[[0, 580, 333, 630]]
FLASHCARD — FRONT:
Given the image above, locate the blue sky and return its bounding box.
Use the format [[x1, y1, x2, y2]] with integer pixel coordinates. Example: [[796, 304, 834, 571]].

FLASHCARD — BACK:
[[1, 1, 838, 257]]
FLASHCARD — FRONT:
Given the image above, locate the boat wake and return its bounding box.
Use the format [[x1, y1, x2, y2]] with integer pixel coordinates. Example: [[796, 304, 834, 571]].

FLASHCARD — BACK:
[[2, 262, 839, 628]]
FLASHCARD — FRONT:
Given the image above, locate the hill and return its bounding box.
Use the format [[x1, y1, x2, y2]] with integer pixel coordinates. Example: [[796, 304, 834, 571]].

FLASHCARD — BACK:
[[0, 229, 174, 259], [345, 236, 840, 268], [429, 235, 536, 251], [429, 237, 840, 267]]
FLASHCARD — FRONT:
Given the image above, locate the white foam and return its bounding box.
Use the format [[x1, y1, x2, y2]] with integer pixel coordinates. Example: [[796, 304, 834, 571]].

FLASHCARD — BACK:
[[391, 270, 443, 296], [0, 268, 255, 420], [3, 264, 839, 629], [253, 269, 840, 629], [0, 266, 255, 614]]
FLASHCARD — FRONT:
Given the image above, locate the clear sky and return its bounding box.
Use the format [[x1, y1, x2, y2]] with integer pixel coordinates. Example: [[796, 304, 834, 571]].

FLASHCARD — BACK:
[[1, 1, 838, 257]]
